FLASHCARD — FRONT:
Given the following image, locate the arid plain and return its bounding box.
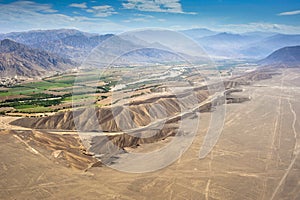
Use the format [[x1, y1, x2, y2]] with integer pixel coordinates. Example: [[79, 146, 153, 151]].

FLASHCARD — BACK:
[[1, 68, 300, 200]]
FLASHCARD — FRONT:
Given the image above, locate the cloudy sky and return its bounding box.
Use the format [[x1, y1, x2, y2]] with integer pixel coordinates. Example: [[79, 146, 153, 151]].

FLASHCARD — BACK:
[[0, 0, 299, 33]]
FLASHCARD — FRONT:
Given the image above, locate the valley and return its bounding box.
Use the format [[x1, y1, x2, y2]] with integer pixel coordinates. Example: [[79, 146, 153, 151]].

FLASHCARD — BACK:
[[0, 28, 299, 199], [1, 67, 300, 199], [0, 0, 299, 198]]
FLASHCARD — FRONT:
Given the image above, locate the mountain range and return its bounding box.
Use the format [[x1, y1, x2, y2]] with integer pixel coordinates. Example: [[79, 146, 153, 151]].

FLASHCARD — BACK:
[[0, 39, 74, 77], [0, 28, 300, 77], [183, 31, 300, 59], [1, 28, 299, 61], [240, 34, 300, 58], [180, 28, 218, 39], [0, 29, 113, 62], [82, 32, 198, 68]]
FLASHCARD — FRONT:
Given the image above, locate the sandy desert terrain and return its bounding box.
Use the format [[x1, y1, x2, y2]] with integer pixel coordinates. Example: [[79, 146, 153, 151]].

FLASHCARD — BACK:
[[0, 68, 300, 199]]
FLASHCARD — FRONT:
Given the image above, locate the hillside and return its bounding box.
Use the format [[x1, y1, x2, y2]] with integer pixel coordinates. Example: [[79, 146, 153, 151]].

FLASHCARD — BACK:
[[11, 90, 210, 131], [259, 46, 300, 67], [0, 29, 113, 62], [1, 29, 201, 65], [0, 39, 75, 77]]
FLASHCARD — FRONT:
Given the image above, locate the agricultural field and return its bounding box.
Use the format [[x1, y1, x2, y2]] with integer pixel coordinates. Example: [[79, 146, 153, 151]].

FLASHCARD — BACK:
[[0, 64, 233, 116], [0, 69, 120, 115]]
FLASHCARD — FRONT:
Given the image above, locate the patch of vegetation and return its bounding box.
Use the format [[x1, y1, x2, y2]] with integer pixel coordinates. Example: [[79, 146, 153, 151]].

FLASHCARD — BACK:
[[2, 98, 62, 108], [63, 94, 94, 102], [23, 81, 72, 90], [16, 106, 53, 113], [0, 71, 119, 113]]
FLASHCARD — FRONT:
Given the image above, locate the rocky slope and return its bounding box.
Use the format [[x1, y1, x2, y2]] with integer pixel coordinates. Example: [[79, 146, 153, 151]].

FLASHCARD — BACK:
[[0, 29, 113, 61], [11, 90, 210, 131], [0, 39, 75, 77]]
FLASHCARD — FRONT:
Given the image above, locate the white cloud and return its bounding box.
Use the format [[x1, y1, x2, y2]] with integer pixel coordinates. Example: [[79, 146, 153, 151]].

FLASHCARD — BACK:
[[69, 2, 88, 9], [0, 1, 125, 33], [122, 0, 196, 14], [2, 1, 58, 13], [69, 2, 117, 17], [278, 10, 300, 16], [89, 5, 118, 17]]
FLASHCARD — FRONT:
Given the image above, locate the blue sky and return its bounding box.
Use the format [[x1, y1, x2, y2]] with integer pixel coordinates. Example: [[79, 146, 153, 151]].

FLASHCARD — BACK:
[[0, 0, 299, 33]]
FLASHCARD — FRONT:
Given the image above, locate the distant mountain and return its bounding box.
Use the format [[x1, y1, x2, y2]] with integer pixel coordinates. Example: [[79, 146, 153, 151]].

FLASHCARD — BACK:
[[1, 29, 298, 62], [0, 29, 90, 44], [83, 34, 189, 67], [0, 39, 75, 77], [259, 46, 300, 67], [185, 31, 300, 59], [0, 29, 202, 67], [121, 48, 186, 64], [195, 32, 264, 58], [241, 34, 300, 58], [121, 29, 212, 60], [198, 32, 263, 48], [180, 28, 218, 39], [0, 29, 113, 62], [95, 30, 216, 66], [240, 31, 277, 38]]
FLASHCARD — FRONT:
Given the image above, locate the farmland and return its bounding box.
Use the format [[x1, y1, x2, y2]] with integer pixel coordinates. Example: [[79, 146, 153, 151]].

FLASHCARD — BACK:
[[0, 69, 119, 115]]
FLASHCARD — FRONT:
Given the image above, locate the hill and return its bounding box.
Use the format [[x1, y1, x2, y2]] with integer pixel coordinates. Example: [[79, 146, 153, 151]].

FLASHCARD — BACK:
[[259, 46, 300, 67]]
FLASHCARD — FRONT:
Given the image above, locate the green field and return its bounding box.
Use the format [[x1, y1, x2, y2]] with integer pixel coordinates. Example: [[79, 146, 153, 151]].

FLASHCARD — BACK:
[[0, 71, 116, 114]]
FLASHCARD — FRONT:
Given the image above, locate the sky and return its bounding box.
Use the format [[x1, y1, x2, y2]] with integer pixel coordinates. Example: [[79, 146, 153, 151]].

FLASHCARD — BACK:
[[0, 0, 299, 34]]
